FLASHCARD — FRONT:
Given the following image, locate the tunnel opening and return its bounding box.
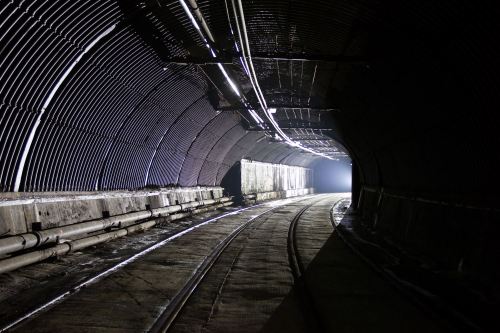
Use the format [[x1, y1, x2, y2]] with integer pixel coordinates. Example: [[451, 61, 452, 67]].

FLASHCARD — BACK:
[[313, 159, 352, 194]]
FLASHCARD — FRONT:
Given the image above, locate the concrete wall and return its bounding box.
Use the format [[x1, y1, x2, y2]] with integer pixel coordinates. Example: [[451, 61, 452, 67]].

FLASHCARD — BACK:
[[358, 186, 500, 283], [240, 159, 314, 199], [0, 187, 223, 236]]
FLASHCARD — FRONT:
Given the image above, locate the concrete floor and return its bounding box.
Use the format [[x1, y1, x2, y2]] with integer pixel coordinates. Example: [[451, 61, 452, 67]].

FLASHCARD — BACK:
[[1, 194, 446, 332]]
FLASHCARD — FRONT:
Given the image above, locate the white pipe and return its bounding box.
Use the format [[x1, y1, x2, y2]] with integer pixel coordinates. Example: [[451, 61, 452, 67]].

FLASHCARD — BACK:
[[0, 210, 152, 256], [0, 243, 71, 274], [0, 197, 231, 256], [186, 0, 215, 42], [0, 201, 233, 274], [232, 0, 333, 160], [35, 211, 153, 245], [0, 234, 39, 256]]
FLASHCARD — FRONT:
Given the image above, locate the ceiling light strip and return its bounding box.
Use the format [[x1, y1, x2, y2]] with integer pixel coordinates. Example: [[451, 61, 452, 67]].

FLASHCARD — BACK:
[[233, 0, 333, 160], [179, 0, 263, 125]]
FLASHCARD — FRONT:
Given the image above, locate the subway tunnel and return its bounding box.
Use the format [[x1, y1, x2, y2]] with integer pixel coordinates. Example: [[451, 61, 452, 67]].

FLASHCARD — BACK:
[[0, 0, 499, 332]]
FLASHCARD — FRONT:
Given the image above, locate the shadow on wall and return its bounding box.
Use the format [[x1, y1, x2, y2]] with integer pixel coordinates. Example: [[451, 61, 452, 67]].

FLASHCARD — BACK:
[[314, 160, 352, 193], [220, 162, 242, 197]]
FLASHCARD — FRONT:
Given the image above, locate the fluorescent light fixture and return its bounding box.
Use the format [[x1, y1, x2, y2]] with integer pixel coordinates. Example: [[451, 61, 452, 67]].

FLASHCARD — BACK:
[[217, 63, 241, 97], [179, 0, 201, 31]]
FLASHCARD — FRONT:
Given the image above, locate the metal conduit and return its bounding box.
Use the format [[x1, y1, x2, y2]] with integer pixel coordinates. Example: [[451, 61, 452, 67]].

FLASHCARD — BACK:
[[0, 199, 233, 275], [0, 197, 231, 257]]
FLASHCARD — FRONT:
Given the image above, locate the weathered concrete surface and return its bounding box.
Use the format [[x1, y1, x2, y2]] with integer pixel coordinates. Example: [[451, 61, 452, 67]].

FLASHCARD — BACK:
[[3, 194, 448, 332], [0, 187, 223, 235], [170, 193, 445, 333], [297, 196, 444, 332], [5, 198, 309, 332], [241, 159, 313, 196], [169, 198, 327, 333], [0, 205, 235, 329], [243, 188, 315, 204]]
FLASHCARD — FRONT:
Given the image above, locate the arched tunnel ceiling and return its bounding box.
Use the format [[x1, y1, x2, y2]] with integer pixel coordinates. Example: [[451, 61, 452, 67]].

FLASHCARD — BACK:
[[1, 0, 499, 197], [0, 0, 348, 192]]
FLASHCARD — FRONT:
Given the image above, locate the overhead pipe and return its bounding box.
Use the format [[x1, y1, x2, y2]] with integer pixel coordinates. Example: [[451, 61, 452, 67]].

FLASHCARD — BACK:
[[178, 0, 261, 124], [0, 200, 233, 274], [0, 197, 231, 257], [186, 0, 215, 42], [230, 0, 334, 160]]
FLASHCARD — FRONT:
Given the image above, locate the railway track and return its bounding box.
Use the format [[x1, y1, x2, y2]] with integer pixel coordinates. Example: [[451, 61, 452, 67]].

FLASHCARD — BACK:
[[148, 205, 283, 333], [0, 204, 267, 332], [2, 193, 442, 333], [3, 195, 333, 333], [287, 204, 324, 332], [150, 195, 336, 333]]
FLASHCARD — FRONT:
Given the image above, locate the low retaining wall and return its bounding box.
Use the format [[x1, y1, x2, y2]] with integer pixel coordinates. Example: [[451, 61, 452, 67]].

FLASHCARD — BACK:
[[244, 188, 315, 203], [358, 186, 500, 283], [0, 187, 223, 236], [239, 159, 314, 203]]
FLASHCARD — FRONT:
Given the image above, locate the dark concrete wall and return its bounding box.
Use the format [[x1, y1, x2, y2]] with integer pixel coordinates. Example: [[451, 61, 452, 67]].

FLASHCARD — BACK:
[[359, 187, 500, 289]]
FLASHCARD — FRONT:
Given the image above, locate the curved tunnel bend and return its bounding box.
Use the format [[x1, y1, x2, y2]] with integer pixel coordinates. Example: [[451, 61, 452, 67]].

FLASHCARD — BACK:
[[1, 0, 499, 332]]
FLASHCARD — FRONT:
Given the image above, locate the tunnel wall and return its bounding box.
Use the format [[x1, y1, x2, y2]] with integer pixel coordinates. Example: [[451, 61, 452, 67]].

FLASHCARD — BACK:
[[240, 159, 314, 200], [0, 0, 318, 193], [0, 187, 223, 236], [358, 186, 500, 285], [327, 1, 500, 287]]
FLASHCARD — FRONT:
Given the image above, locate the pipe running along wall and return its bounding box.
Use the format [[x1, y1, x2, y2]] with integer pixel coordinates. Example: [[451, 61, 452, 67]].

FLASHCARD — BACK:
[[0, 197, 231, 257], [0, 198, 232, 274]]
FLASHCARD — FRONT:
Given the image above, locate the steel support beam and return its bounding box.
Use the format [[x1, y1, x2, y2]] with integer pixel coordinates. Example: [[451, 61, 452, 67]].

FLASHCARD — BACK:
[[250, 53, 367, 63], [248, 127, 333, 131], [218, 105, 338, 112], [161, 53, 366, 65]]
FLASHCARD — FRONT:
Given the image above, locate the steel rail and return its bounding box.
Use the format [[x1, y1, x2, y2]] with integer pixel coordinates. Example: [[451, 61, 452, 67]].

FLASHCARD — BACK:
[[148, 204, 282, 333], [150, 196, 324, 332], [0, 203, 266, 333], [287, 204, 325, 332], [328, 199, 481, 333]]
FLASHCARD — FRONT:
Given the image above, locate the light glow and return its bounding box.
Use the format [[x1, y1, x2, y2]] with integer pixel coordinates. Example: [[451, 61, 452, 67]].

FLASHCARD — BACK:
[[248, 109, 264, 123], [14, 24, 117, 192], [233, 0, 334, 160], [217, 63, 241, 97], [179, 0, 201, 31]]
